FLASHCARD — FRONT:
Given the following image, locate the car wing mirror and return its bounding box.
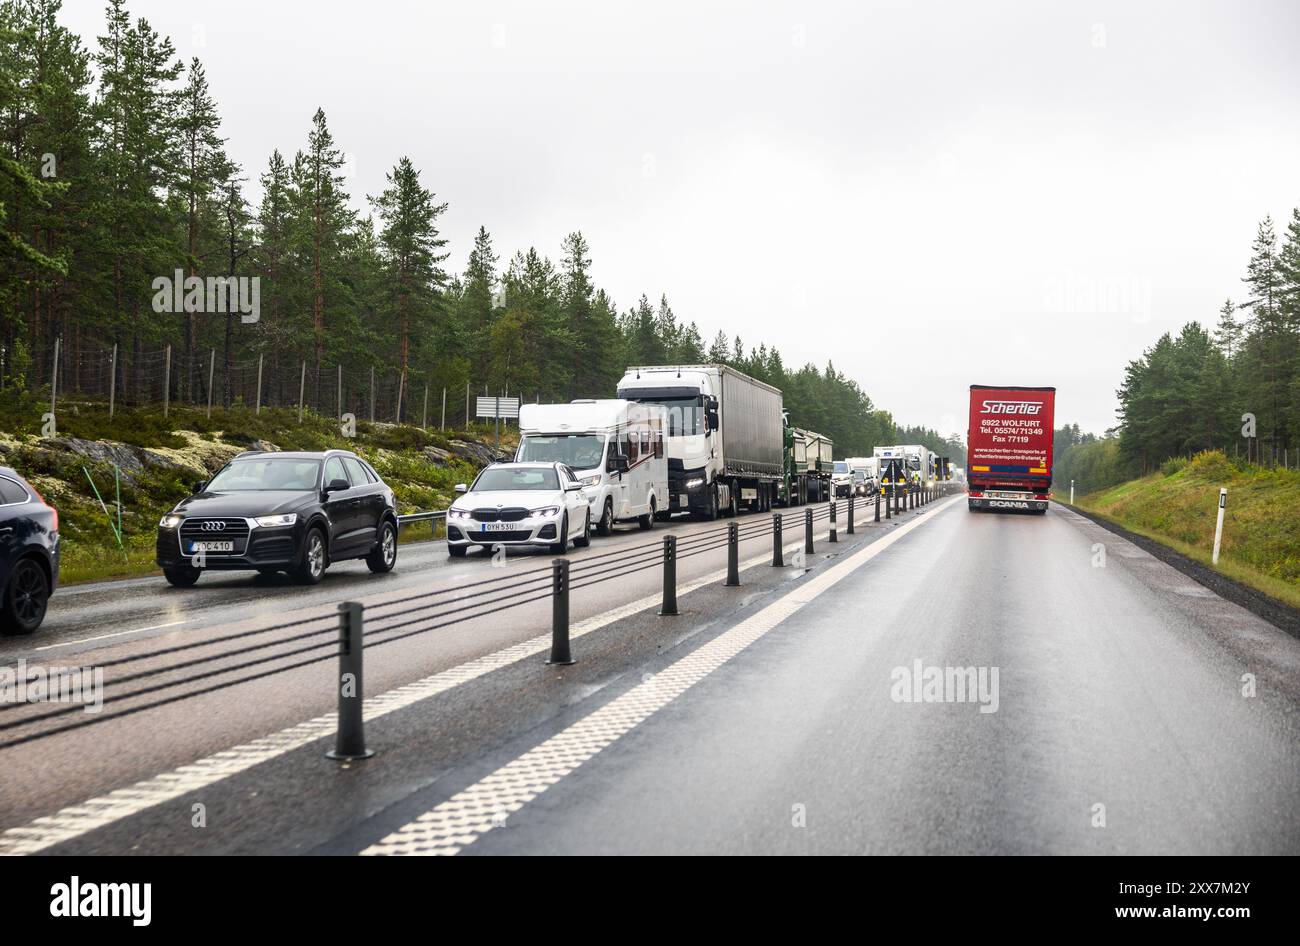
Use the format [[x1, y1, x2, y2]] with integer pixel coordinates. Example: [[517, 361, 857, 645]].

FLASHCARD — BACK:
[[193, 480, 207, 494], [454, 483, 468, 493], [324, 478, 350, 494]]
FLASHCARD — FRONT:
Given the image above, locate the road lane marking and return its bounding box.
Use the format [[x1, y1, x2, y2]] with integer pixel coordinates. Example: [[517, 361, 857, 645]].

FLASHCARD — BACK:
[[31, 621, 190, 653], [360, 495, 964, 855], [0, 517, 855, 855]]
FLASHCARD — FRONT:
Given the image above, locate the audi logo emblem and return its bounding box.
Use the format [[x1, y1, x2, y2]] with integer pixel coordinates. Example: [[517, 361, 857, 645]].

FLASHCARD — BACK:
[[200, 521, 227, 532]]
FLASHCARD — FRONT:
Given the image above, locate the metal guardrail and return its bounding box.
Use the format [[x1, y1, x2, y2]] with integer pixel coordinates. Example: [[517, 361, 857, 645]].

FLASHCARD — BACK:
[[397, 510, 446, 525]]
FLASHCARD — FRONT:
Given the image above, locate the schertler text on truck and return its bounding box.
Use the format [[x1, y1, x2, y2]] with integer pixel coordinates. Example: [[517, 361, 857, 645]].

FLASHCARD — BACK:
[[966, 384, 1056, 514]]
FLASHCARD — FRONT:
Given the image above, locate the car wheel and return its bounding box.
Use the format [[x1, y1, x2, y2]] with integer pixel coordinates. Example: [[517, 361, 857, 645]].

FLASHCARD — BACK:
[[163, 565, 202, 589], [597, 498, 614, 536], [549, 514, 569, 555], [574, 512, 591, 548], [294, 527, 328, 584], [638, 497, 655, 530], [1, 557, 49, 635], [366, 519, 398, 573], [448, 544, 467, 558]]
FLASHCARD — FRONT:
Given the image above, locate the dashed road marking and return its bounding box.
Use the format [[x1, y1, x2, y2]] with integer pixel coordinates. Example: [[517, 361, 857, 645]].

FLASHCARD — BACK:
[[360, 496, 962, 855], [0, 519, 848, 855], [31, 620, 189, 653]]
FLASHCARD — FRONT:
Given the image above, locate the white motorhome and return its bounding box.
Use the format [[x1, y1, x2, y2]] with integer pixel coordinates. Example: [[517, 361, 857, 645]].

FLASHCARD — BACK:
[[516, 399, 668, 534]]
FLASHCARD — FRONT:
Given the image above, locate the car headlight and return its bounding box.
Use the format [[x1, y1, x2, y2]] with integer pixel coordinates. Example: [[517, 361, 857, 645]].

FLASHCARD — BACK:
[[448, 507, 472, 519], [254, 513, 298, 528], [159, 513, 183, 529], [530, 505, 560, 517], [580, 475, 601, 487], [685, 478, 705, 489]]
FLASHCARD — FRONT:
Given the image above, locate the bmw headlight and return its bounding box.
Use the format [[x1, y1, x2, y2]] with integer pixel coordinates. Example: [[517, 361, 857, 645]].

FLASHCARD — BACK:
[[448, 507, 472, 519], [530, 505, 560, 518], [254, 513, 298, 528], [159, 513, 183, 529]]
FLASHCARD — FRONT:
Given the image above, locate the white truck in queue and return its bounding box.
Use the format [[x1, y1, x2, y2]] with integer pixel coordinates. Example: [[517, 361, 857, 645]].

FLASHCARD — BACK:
[[515, 399, 668, 534], [874, 444, 937, 490], [616, 364, 784, 519]]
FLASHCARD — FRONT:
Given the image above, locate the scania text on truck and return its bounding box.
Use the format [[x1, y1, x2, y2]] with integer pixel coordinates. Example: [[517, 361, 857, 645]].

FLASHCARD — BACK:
[[617, 364, 783, 519], [515, 399, 668, 533], [966, 384, 1056, 513]]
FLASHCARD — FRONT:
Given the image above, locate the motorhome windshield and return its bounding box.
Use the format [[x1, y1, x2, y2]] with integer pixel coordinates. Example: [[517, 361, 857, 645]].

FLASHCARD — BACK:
[[517, 434, 606, 470], [833, 461, 849, 474]]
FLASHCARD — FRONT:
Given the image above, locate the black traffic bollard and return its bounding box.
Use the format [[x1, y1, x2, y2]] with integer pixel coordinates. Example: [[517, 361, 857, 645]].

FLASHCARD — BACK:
[[886, 488, 892, 519], [829, 499, 838, 542], [726, 521, 740, 586], [547, 559, 574, 664], [805, 507, 814, 555], [848, 494, 856, 534], [659, 535, 678, 616], [772, 513, 784, 567], [875, 489, 881, 522], [328, 601, 374, 760]]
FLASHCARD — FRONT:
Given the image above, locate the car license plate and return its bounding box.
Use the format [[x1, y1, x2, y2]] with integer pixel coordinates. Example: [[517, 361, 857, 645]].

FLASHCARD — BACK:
[[481, 522, 516, 532], [189, 540, 234, 552]]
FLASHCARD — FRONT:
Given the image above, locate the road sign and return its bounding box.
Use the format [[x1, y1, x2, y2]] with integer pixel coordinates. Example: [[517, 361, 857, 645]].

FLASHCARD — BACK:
[[476, 396, 520, 420]]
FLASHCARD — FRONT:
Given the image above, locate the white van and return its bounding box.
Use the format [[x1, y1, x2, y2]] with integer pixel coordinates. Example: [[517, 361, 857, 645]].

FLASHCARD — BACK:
[[516, 399, 669, 535]]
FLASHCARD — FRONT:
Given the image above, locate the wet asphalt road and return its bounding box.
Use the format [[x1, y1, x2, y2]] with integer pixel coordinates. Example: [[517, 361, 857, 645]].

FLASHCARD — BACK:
[[2, 496, 1297, 854]]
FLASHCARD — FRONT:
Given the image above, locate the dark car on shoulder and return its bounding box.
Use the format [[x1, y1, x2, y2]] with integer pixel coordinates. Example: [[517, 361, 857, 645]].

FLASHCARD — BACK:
[[0, 466, 60, 635], [155, 450, 398, 587]]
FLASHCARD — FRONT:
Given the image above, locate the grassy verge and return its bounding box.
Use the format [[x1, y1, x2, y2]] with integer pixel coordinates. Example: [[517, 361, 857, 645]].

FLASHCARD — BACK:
[[1072, 450, 1300, 610], [0, 393, 511, 586]]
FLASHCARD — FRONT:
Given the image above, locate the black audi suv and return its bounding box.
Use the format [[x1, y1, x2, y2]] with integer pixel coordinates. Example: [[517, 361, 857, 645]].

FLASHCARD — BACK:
[[0, 466, 60, 635], [156, 450, 399, 587]]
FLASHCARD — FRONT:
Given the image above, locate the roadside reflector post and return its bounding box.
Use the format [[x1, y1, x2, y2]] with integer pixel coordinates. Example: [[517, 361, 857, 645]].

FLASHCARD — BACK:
[[772, 513, 784, 567], [548, 559, 574, 663], [328, 601, 374, 761], [829, 499, 838, 543], [659, 535, 679, 616], [1212, 488, 1227, 566], [805, 507, 814, 555], [886, 489, 892, 520], [1070, 480, 1075, 504], [726, 521, 740, 586], [874, 490, 880, 523], [848, 493, 856, 533]]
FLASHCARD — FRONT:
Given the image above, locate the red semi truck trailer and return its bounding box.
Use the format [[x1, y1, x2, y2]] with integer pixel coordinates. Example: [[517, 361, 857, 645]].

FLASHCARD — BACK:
[[966, 385, 1055, 514]]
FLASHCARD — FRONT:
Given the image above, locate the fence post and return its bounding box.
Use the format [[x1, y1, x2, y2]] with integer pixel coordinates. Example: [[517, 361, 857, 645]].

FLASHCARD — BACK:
[[659, 535, 678, 616], [49, 335, 60, 426], [327, 601, 374, 760], [206, 349, 214, 418], [298, 360, 306, 423], [465, 381, 470, 428], [829, 499, 837, 542], [547, 559, 574, 664], [772, 513, 784, 566], [421, 383, 429, 430], [441, 386, 447, 431], [726, 521, 740, 586], [337, 364, 343, 419], [108, 343, 118, 420], [395, 370, 405, 424], [254, 353, 263, 414], [162, 344, 171, 417], [369, 366, 375, 422]]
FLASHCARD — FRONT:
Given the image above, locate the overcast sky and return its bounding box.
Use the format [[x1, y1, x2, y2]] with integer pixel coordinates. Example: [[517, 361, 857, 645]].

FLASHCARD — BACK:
[[62, 0, 1300, 439]]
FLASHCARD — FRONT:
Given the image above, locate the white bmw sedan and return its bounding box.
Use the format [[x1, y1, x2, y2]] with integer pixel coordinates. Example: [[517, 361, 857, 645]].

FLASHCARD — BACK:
[[446, 462, 592, 557]]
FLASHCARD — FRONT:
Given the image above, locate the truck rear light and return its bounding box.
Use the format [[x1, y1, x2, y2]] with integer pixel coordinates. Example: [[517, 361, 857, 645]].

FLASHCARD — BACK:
[[1035, 494, 1050, 500], [968, 491, 983, 497]]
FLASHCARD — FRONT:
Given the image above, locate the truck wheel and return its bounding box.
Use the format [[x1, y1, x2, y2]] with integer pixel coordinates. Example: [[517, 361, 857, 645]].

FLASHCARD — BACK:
[[597, 498, 614, 536], [638, 498, 655, 530], [703, 486, 719, 521]]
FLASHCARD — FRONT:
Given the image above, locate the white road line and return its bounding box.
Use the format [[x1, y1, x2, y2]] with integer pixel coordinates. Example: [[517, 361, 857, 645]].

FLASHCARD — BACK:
[[0, 516, 859, 855], [360, 496, 962, 855], [31, 620, 190, 653]]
